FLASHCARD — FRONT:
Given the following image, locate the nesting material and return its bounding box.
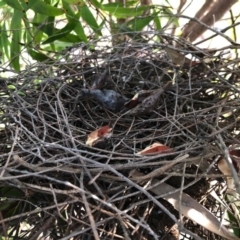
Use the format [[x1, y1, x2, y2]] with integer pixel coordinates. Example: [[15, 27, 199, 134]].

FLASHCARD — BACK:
[[1, 35, 240, 239]]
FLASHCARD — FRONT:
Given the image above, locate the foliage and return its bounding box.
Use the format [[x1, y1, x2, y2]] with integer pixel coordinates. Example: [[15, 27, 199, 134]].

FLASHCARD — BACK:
[[0, 0, 175, 71]]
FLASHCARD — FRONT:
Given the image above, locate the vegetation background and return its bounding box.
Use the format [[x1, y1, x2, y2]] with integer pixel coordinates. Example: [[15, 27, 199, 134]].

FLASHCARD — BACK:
[[1, 0, 240, 239], [0, 0, 239, 72]]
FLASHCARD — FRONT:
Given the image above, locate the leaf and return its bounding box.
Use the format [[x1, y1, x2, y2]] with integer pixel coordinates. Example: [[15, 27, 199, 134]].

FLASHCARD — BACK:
[[132, 170, 240, 240], [7, 85, 16, 90], [10, 10, 23, 71], [21, 0, 38, 9], [33, 0, 60, 36], [80, 5, 102, 36], [63, 0, 84, 4], [229, 148, 240, 158], [73, 18, 88, 42], [28, 49, 51, 62], [0, 201, 12, 211], [218, 157, 232, 175], [102, 4, 154, 18], [22, 11, 32, 43], [2, 0, 24, 12], [63, 1, 87, 42], [129, 15, 155, 31], [86, 125, 112, 147], [220, 145, 240, 173], [31, 2, 58, 39], [32, 22, 82, 44], [17, 91, 26, 96], [150, 179, 239, 240], [43, 11, 81, 44], [30, 0, 64, 16], [1, 23, 10, 60], [137, 142, 172, 155], [217, 158, 236, 191], [154, 10, 161, 31], [59, 33, 82, 43], [97, 125, 112, 137], [225, 204, 240, 237], [31, 14, 46, 43], [89, 0, 102, 8], [0, 1, 6, 7]]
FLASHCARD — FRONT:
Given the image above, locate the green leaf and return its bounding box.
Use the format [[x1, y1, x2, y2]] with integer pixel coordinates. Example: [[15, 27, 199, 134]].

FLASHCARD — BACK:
[[129, 16, 155, 31], [2, 0, 24, 12], [1, 23, 10, 59], [154, 12, 162, 31], [32, 1, 58, 37], [43, 11, 81, 44], [43, 15, 55, 36], [17, 91, 26, 96], [63, 0, 84, 4], [19, 0, 37, 11], [80, 5, 102, 35], [73, 18, 87, 42], [10, 10, 23, 71], [30, 0, 64, 16], [88, 0, 101, 9], [31, 13, 47, 43], [102, 4, 154, 18], [22, 12, 32, 43], [7, 85, 16, 90], [0, 186, 24, 198], [102, 2, 123, 8], [59, 33, 82, 43], [0, 1, 6, 7], [0, 201, 12, 211], [227, 211, 240, 237], [62, 1, 87, 42], [33, 79, 43, 85], [32, 22, 81, 43], [28, 49, 51, 62]]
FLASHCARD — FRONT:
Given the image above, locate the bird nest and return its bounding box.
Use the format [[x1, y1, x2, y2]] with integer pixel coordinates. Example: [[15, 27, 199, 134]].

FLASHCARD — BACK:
[[1, 35, 240, 240]]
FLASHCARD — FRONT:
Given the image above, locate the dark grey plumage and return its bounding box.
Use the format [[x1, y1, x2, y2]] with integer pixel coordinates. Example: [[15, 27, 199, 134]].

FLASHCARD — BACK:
[[77, 89, 129, 112]]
